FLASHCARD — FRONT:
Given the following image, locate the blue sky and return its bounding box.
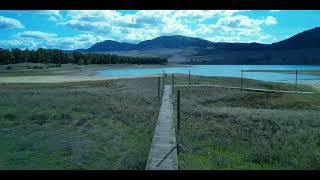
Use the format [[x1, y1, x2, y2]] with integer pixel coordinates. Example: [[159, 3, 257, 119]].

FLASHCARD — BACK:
[[0, 10, 320, 50]]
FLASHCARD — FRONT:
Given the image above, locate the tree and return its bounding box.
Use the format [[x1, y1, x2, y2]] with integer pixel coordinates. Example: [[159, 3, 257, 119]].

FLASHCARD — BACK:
[[0, 48, 168, 65]]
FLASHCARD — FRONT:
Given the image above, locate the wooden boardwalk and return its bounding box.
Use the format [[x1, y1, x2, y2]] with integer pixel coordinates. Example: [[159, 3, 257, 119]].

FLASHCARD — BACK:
[[175, 84, 316, 95], [146, 85, 178, 170]]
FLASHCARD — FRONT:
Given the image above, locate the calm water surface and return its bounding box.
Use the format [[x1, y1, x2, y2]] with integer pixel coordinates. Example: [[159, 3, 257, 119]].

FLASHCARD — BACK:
[[96, 65, 320, 82]]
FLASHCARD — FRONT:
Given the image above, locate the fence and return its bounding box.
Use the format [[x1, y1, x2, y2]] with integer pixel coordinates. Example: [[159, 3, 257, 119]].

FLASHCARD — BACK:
[[155, 70, 318, 165], [161, 69, 317, 94], [241, 69, 299, 91]]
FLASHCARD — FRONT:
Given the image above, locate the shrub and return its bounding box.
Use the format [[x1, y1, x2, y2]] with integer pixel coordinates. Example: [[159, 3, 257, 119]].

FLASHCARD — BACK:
[[59, 113, 72, 125], [28, 113, 49, 125], [4, 113, 16, 120], [60, 113, 72, 120], [32, 66, 44, 69], [47, 64, 62, 69]]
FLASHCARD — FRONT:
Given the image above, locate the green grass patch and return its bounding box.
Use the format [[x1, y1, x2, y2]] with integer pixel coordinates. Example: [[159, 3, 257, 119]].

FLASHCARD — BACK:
[[173, 77, 320, 170], [0, 77, 159, 169]]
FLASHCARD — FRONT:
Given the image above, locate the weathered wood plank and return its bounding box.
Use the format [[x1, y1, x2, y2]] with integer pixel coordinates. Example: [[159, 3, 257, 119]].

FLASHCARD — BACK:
[[146, 85, 178, 170]]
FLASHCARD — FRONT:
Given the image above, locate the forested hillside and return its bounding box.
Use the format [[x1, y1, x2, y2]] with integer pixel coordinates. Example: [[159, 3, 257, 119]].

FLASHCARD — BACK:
[[0, 48, 168, 65]]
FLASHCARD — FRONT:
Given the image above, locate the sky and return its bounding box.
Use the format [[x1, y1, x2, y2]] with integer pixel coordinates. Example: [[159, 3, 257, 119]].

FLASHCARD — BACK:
[[0, 10, 320, 50]]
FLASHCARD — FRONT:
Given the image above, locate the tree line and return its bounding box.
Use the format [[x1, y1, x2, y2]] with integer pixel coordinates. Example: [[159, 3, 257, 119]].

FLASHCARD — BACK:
[[0, 48, 168, 65]]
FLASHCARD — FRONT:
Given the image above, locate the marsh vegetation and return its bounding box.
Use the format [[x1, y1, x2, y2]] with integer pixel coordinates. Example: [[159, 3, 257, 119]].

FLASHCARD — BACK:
[[170, 76, 320, 169], [0, 66, 319, 169], [0, 78, 159, 169]]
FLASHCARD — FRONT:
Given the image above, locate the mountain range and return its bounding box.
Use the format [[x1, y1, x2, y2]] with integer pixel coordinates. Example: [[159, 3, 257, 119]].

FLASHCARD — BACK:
[[77, 27, 320, 65]]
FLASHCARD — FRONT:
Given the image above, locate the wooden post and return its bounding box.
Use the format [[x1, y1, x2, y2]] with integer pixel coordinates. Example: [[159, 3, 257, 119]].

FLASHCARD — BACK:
[[295, 70, 298, 92], [188, 69, 191, 85], [172, 73, 174, 92], [158, 77, 160, 105], [240, 70, 243, 92], [177, 90, 181, 154], [162, 70, 165, 90]]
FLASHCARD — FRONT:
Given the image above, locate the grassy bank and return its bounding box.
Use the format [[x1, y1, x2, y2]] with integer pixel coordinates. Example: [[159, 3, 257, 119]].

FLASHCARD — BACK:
[[165, 74, 318, 92], [169, 76, 320, 169], [0, 77, 159, 169]]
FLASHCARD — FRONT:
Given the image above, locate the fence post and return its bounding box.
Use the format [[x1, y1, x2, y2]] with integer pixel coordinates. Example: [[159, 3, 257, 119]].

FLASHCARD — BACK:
[[158, 77, 160, 105], [295, 70, 298, 92], [240, 69, 243, 92], [163, 70, 165, 90], [172, 73, 174, 92], [188, 69, 191, 85], [177, 90, 180, 154]]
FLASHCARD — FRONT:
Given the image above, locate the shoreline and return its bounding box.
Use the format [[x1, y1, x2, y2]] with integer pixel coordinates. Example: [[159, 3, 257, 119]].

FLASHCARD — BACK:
[[0, 74, 162, 84], [1, 71, 320, 85], [1, 63, 320, 91]]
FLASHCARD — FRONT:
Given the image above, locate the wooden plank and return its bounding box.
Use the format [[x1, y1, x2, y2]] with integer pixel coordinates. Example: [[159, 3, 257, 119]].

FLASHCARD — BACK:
[[146, 85, 178, 170]]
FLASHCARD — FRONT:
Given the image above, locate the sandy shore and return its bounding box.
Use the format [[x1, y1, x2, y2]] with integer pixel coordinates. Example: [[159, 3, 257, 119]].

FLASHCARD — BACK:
[[0, 63, 181, 83], [0, 75, 160, 83], [296, 79, 320, 89], [1, 74, 320, 90], [277, 79, 320, 91]]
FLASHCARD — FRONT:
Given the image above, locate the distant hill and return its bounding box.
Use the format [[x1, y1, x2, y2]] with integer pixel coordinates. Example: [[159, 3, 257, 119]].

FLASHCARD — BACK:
[[270, 27, 320, 49], [87, 40, 136, 52], [78, 27, 320, 64], [81, 35, 214, 52], [137, 35, 213, 49]]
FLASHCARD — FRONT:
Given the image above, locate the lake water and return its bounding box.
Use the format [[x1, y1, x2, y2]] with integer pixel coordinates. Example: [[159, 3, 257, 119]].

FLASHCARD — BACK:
[[96, 65, 320, 82]]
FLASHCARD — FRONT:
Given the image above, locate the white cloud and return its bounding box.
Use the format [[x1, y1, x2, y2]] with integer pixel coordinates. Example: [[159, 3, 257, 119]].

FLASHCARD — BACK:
[[53, 34, 105, 49], [0, 39, 38, 49], [0, 16, 24, 30], [16, 31, 57, 40], [265, 16, 277, 25], [0, 10, 279, 49], [59, 10, 245, 43], [195, 15, 263, 38], [214, 15, 277, 29], [194, 14, 277, 43], [172, 10, 241, 23], [1, 30, 104, 50], [18, 10, 63, 21], [49, 16, 59, 22], [59, 10, 197, 43], [207, 36, 242, 43], [58, 20, 112, 34]]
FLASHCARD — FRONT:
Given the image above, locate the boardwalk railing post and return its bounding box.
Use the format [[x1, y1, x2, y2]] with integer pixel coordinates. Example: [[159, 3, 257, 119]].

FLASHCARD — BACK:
[[177, 90, 180, 154], [158, 77, 160, 105], [188, 69, 191, 85], [172, 73, 174, 93], [163, 70, 165, 92], [295, 70, 298, 92], [240, 69, 243, 92]]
